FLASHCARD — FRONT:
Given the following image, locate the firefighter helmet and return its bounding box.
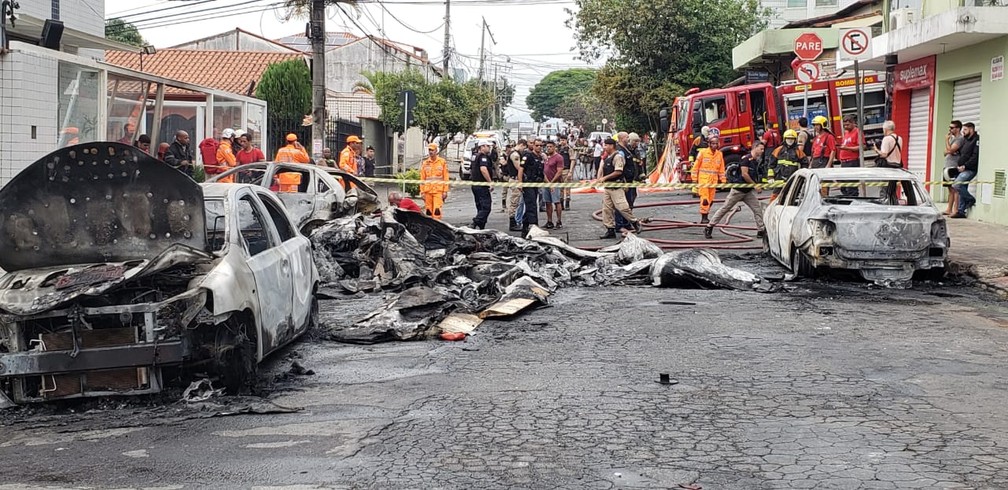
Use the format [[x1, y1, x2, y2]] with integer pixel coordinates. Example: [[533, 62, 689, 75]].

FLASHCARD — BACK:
[[783, 129, 798, 140], [812, 115, 829, 127]]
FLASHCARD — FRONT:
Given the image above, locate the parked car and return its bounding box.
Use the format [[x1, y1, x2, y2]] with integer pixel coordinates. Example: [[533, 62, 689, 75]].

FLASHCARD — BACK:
[[763, 168, 949, 283], [0, 144, 318, 405], [209, 162, 378, 232], [587, 131, 612, 143], [461, 131, 503, 179]]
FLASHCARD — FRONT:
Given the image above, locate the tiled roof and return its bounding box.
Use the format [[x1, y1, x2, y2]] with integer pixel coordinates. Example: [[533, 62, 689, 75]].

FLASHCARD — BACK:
[[103, 49, 306, 96]]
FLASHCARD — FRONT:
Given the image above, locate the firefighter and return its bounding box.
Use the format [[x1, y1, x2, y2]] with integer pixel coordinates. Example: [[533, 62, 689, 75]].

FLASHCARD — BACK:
[[419, 143, 449, 220], [769, 129, 808, 200], [690, 134, 726, 224], [688, 126, 711, 168]]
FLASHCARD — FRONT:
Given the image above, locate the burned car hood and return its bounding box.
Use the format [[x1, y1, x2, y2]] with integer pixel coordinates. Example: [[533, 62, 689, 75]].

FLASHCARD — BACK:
[[0, 244, 215, 316], [0, 143, 206, 272]]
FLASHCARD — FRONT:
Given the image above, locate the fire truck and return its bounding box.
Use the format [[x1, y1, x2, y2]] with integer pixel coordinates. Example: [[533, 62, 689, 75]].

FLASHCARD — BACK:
[[659, 74, 887, 183]]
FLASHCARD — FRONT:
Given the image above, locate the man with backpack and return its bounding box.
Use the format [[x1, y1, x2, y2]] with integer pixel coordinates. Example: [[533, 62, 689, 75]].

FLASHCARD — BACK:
[[615, 132, 640, 232], [705, 141, 766, 239]]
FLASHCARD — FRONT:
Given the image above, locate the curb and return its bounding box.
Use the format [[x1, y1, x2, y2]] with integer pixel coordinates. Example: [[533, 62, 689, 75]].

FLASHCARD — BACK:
[[947, 259, 1008, 298]]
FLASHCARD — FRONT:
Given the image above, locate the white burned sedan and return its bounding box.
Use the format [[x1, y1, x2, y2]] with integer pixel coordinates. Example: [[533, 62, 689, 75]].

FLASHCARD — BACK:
[[763, 168, 949, 283], [0, 144, 318, 405]]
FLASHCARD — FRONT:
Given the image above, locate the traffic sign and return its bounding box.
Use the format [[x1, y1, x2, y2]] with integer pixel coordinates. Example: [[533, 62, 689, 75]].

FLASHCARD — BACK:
[[795, 61, 820, 83], [794, 32, 824, 61], [838, 28, 872, 61]]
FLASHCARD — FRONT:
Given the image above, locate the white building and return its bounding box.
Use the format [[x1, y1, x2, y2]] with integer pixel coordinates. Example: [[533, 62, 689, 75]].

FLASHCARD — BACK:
[[0, 1, 267, 184], [761, 0, 863, 28]]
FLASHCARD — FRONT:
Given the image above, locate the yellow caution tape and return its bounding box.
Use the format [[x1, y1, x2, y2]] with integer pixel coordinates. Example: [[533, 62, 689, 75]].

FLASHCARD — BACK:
[[360, 176, 994, 191]]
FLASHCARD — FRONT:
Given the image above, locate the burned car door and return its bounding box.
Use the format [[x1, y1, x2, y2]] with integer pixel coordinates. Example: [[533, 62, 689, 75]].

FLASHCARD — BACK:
[[233, 191, 295, 357], [254, 189, 317, 348], [776, 175, 807, 265], [271, 166, 316, 229]]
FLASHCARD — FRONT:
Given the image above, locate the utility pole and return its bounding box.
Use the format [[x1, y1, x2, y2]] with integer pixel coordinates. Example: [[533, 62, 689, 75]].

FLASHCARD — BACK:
[[478, 17, 496, 83], [442, 0, 450, 76], [310, 0, 326, 159]]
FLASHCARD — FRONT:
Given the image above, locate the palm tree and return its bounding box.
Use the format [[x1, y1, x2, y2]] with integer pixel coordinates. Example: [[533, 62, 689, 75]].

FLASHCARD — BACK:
[[282, 0, 358, 19]]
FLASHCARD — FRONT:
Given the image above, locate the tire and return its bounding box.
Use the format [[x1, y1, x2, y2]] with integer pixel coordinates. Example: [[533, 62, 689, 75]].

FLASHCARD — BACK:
[[218, 318, 258, 395], [791, 246, 816, 278]]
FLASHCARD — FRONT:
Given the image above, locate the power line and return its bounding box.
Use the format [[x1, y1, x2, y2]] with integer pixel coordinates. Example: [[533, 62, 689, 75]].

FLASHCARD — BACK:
[[113, 0, 222, 21], [374, 1, 445, 34], [114, 1, 283, 30]]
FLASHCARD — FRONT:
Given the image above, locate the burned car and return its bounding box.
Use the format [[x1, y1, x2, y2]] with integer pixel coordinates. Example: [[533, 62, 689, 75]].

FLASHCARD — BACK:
[[0, 144, 318, 405], [209, 162, 379, 232], [763, 168, 949, 283]]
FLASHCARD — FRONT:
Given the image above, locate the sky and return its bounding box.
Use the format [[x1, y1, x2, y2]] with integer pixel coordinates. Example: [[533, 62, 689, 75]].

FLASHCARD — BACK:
[[103, 0, 603, 122]]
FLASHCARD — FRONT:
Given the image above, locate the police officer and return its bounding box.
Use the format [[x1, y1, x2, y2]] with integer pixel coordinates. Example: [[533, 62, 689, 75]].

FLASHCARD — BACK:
[[517, 139, 545, 237], [770, 129, 808, 200], [598, 138, 641, 239], [614, 132, 641, 232], [558, 135, 573, 210], [470, 140, 494, 229]]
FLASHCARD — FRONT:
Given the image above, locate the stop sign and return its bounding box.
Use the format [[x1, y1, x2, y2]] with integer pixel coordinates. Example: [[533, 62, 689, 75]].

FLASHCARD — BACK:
[[794, 32, 824, 61]]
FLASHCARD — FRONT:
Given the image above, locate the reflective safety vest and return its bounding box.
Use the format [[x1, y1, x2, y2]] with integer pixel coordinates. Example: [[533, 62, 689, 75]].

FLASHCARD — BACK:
[[276, 171, 302, 192], [772, 144, 806, 181]]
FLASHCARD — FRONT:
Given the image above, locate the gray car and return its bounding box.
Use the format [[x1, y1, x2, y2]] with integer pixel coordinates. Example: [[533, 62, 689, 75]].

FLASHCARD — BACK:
[[763, 168, 949, 283], [0, 144, 318, 405], [209, 162, 379, 233]]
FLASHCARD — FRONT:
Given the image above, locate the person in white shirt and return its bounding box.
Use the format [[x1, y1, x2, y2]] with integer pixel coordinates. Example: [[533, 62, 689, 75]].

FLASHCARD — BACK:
[[873, 120, 903, 168], [591, 138, 604, 175]]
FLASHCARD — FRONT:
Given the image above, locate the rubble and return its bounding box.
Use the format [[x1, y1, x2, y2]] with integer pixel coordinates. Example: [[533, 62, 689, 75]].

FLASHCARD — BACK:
[[310, 209, 771, 343]]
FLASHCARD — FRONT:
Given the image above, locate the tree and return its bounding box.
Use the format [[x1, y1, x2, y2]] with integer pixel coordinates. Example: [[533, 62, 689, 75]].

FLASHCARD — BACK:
[[568, 0, 769, 130], [105, 18, 146, 47], [363, 69, 494, 140], [525, 68, 597, 121], [553, 91, 612, 130], [256, 60, 312, 148]]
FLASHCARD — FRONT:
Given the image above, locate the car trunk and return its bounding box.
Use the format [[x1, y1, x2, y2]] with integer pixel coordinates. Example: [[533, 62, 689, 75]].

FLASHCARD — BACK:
[[822, 207, 938, 253]]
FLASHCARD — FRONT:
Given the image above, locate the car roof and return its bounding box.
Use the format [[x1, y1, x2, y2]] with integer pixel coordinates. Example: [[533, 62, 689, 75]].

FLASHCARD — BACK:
[[201, 182, 254, 198], [797, 167, 920, 180]]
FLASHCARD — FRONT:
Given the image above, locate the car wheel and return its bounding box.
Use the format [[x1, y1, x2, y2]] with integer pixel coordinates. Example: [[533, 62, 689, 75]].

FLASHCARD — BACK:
[[791, 246, 816, 278], [219, 318, 258, 395], [307, 291, 319, 331]]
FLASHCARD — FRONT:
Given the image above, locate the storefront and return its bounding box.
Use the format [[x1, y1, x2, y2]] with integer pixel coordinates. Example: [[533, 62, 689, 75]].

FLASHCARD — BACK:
[[890, 56, 935, 185]]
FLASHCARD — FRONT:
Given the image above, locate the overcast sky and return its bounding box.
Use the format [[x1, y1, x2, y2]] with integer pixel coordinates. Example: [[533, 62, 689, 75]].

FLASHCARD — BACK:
[[104, 0, 602, 122]]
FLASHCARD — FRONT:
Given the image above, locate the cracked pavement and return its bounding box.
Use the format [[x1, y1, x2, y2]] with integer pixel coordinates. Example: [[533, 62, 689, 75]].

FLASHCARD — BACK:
[[2, 280, 1008, 489]]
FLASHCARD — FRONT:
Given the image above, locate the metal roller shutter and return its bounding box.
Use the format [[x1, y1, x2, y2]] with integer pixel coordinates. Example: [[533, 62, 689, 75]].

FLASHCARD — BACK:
[[952, 76, 982, 130], [906, 88, 930, 182]]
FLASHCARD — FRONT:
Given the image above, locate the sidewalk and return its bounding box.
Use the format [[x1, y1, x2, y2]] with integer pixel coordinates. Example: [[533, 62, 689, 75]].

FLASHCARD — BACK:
[[947, 218, 1008, 296]]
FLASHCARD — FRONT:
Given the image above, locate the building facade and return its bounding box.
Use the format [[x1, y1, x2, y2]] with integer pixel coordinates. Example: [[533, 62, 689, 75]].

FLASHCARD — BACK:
[[865, 2, 1008, 225]]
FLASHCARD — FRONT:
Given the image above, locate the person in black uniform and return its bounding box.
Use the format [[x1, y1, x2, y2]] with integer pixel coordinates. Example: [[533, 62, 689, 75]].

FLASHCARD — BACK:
[[517, 138, 544, 236], [469, 140, 494, 229]]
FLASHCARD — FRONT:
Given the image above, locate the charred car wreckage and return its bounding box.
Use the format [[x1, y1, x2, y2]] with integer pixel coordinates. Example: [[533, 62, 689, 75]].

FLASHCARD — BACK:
[[15, 145, 937, 406], [0, 144, 319, 406], [208, 162, 379, 233], [764, 168, 949, 284]]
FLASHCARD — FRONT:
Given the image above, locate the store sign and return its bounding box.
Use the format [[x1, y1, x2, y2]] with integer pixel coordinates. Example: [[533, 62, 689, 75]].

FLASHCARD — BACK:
[[894, 56, 936, 91], [992, 55, 1005, 82]]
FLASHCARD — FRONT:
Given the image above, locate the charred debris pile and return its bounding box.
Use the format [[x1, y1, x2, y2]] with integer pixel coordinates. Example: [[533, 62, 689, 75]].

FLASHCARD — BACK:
[[309, 210, 773, 343]]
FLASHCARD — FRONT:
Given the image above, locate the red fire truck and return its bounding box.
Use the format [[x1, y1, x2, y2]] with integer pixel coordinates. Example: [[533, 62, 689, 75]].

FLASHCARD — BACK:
[[659, 74, 887, 183]]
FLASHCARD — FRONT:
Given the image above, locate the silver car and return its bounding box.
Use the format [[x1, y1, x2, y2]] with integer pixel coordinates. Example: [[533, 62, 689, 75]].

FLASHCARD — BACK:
[[0, 144, 318, 405], [763, 168, 949, 283], [209, 162, 378, 232]]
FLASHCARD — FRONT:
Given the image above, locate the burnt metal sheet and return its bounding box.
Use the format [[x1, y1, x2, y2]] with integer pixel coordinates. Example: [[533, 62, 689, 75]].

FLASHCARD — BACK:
[[0, 143, 206, 272], [0, 341, 187, 377]]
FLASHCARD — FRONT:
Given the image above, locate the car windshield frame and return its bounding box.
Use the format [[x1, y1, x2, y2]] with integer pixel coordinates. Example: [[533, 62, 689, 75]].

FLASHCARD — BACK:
[[817, 178, 930, 207]]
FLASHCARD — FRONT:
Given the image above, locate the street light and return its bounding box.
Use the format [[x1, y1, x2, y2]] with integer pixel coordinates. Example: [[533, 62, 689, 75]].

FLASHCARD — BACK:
[[139, 44, 156, 71]]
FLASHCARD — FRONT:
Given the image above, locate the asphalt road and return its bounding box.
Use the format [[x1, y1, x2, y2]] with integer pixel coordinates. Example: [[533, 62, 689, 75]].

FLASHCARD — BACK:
[[2, 190, 1007, 489]]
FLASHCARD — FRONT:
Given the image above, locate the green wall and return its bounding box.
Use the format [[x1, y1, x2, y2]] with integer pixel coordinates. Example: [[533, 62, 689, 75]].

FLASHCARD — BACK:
[[934, 36, 1008, 225]]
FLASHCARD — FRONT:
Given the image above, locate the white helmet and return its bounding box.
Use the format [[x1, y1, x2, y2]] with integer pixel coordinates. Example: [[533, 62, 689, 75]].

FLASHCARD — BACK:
[[477, 139, 492, 148], [221, 128, 235, 139]]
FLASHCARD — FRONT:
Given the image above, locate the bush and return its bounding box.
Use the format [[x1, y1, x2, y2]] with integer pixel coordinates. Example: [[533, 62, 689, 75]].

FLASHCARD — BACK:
[[396, 168, 421, 197], [192, 165, 206, 183]]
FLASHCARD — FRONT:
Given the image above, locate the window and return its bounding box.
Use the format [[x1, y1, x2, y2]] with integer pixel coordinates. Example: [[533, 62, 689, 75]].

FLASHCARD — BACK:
[[205, 200, 227, 252], [815, 0, 837, 6], [274, 169, 311, 193], [237, 196, 276, 256], [787, 0, 807, 6], [259, 194, 296, 242], [57, 62, 101, 146], [738, 93, 747, 114], [318, 177, 331, 194], [776, 178, 796, 205], [787, 177, 807, 206], [703, 97, 727, 124]]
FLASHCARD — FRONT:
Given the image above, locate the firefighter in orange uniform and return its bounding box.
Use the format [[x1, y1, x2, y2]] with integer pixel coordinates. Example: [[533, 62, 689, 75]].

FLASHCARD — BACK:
[[274, 133, 311, 192], [690, 134, 726, 224], [215, 128, 237, 183], [419, 143, 449, 219], [274, 133, 311, 163], [339, 135, 363, 175]]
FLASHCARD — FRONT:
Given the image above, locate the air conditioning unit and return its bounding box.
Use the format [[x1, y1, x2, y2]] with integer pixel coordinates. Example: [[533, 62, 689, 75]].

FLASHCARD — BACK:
[[890, 7, 916, 29]]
